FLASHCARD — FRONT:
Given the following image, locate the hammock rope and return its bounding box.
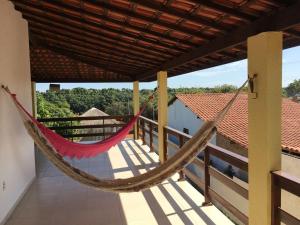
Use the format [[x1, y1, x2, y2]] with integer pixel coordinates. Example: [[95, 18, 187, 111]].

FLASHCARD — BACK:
[[1, 80, 248, 192], [2, 86, 155, 159]]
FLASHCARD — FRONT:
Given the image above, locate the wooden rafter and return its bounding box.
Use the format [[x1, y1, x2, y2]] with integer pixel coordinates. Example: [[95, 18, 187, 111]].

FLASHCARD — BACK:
[[8, 0, 300, 83], [140, 1, 300, 80]]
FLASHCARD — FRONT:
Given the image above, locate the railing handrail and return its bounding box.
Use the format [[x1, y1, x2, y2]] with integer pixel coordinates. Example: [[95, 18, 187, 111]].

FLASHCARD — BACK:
[[206, 144, 248, 171], [137, 116, 300, 225], [136, 117, 250, 222], [164, 125, 192, 139], [139, 116, 158, 126], [48, 123, 125, 131], [271, 170, 300, 225], [38, 114, 133, 122], [164, 124, 248, 171], [38, 115, 134, 140], [272, 170, 300, 197]]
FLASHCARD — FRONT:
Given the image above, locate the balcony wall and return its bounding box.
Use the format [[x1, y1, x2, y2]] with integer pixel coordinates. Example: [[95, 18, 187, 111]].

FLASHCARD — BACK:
[[0, 1, 35, 223]]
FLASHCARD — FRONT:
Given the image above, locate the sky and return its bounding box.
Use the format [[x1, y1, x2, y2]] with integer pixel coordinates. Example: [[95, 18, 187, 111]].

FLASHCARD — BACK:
[[36, 46, 300, 92]]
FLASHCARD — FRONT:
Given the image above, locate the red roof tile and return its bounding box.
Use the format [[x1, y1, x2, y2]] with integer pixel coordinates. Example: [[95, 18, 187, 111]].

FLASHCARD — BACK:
[[175, 93, 300, 155]]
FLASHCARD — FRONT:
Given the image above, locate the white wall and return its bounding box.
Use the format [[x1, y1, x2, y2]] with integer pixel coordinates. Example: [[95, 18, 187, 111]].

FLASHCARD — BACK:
[[0, 1, 35, 223], [168, 99, 216, 144]]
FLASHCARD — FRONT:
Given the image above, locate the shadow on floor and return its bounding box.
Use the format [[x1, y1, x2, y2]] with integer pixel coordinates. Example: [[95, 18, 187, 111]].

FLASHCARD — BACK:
[[5, 139, 233, 225]]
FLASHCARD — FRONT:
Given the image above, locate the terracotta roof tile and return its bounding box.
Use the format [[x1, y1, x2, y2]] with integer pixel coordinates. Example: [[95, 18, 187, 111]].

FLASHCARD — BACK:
[[175, 93, 300, 155]]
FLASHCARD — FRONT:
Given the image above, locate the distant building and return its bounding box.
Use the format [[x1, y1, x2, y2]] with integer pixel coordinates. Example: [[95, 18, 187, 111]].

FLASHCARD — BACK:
[[168, 93, 300, 177], [80, 107, 120, 141], [49, 83, 60, 92], [168, 93, 300, 219], [292, 93, 300, 103], [169, 93, 300, 157]]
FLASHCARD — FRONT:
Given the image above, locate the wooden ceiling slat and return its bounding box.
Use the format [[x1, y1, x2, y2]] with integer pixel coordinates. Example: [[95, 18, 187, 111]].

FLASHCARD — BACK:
[[29, 28, 165, 63], [30, 40, 137, 78], [14, 1, 186, 53], [22, 13, 172, 58], [128, 0, 237, 32], [29, 27, 165, 66], [41, 0, 199, 49], [83, 0, 214, 38], [8, 0, 300, 82], [187, 0, 255, 21], [32, 75, 131, 83], [38, 42, 149, 71], [31, 36, 156, 72], [140, 0, 300, 81]]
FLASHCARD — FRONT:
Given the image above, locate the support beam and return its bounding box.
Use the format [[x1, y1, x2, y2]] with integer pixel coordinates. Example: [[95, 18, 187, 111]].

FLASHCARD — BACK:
[[248, 32, 282, 225], [157, 71, 168, 163], [140, 1, 300, 80], [133, 81, 139, 140], [31, 82, 37, 118]]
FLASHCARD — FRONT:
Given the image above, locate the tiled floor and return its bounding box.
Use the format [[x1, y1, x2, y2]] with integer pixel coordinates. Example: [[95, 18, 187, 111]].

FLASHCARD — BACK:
[[5, 139, 234, 225]]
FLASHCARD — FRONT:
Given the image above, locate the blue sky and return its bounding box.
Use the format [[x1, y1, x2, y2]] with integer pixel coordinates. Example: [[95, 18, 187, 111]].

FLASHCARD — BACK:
[[37, 46, 300, 91]]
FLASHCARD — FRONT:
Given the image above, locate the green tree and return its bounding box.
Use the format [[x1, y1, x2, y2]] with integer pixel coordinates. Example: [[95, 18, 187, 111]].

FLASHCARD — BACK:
[[285, 79, 300, 97], [37, 92, 77, 137]]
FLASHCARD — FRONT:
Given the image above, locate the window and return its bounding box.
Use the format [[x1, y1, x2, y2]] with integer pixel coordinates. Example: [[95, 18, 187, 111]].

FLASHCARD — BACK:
[[183, 128, 189, 134]]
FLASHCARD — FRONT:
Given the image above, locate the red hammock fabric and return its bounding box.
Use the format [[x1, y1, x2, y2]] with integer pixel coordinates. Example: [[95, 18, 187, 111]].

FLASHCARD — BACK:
[[7, 89, 152, 159]]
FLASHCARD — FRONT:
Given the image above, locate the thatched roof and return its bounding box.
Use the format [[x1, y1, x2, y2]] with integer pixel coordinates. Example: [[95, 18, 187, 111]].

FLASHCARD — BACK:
[[80, 108, 120, 125]]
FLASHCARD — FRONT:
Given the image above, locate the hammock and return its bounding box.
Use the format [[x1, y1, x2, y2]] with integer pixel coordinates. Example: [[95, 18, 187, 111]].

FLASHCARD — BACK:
[[2, 80, 247, 192], [3, 87, 154, 159]]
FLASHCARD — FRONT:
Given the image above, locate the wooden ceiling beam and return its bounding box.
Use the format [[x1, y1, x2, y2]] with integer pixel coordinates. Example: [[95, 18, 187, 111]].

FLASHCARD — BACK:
[[140, 1, 300, 80], [31, 35, 155, 73], [187, 0, 255, 21], [32, 75, 132, 83], [30, 37, 136, 78], [286, 29, 300, 38], [40, 42, 148, 72], [40, 0, 199, 49], [34, 38, 149, 70], [29, 26, 165, 64], [29, 27, 163, 66], [82, 0, 215, 38], [36, 46, 142, 74], [13, 1, 185, 53], [28, 21, 170, 61], [128, 0, 237, 31], [22, 13, 172, 58]]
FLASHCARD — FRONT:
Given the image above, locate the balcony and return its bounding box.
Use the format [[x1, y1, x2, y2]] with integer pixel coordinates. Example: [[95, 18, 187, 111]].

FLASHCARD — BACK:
[[2, 1, 300, 224], [4, 115, 299, 225]]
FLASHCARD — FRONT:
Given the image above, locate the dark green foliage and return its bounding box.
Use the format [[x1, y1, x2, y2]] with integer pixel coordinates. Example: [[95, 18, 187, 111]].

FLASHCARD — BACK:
[[285, 79, 300, 97], [37, 84, 243, 121], [37, 92, 78, 137]]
